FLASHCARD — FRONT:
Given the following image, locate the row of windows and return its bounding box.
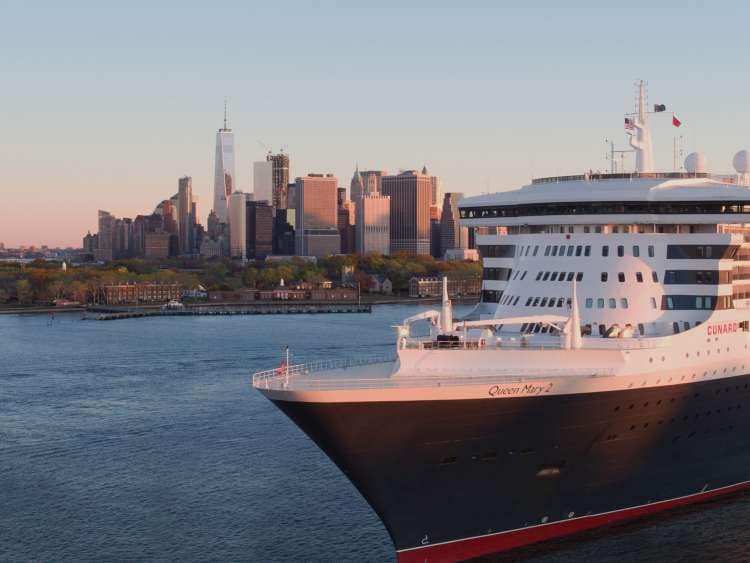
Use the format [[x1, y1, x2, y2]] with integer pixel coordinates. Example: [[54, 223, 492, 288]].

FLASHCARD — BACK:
[[664, 270, 732, 284], [460, 201, 750, 220], [584, 297, 630, 309], [600, 271, 659, 283], [489, 244, 658, 259], [524, 296, 573, 308], [535, 271, 585, 282], [477, 245, 516, 258], [662, 295, 733, 310], [500, 294, 522, 306], [482, 267, 513, 281], [481, 290, 503, 303], [666, 245, 738, 259]]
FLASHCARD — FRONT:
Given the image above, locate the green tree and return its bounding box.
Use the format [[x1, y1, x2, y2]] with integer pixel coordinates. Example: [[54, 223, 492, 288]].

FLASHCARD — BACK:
[[15, 279, 32, 304]]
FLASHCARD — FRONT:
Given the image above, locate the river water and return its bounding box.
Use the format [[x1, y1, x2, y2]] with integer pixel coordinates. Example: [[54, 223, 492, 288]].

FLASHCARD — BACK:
[[1, 306, 749, 562]]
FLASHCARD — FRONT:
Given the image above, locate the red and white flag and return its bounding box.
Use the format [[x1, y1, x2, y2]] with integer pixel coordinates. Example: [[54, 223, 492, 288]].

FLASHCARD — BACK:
[[672, 115, 682, 128]]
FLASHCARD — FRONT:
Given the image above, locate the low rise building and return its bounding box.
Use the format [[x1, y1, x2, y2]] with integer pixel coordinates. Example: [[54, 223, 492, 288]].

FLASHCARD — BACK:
[[408, 277, 481, 298], [102, 282, 182, 304]]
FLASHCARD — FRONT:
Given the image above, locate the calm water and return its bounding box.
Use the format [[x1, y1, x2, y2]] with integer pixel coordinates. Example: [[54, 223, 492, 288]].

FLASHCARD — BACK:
[[2, 306, 750, 562]]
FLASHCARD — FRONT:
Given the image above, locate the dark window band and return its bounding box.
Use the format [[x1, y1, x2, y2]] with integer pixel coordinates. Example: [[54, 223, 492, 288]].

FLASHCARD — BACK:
[[664, 270, 732, 284], [666, 245, 738, 259], [483, 267, 512, 281], [661, 294, 733, 310], [478, 245, 516, 258], [460, 201, 750, 220]]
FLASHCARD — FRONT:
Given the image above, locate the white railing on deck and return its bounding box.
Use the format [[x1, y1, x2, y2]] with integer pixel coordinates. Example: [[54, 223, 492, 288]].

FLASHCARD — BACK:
[[252, 355, 395, 390]]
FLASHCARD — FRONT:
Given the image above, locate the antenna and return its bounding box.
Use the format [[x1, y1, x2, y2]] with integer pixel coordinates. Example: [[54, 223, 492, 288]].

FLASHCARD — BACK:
[[223, 98, 229, 130]]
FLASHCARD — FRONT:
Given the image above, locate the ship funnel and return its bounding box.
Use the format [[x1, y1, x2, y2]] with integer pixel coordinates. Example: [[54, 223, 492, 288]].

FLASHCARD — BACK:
[[440, 276, 453, 333]]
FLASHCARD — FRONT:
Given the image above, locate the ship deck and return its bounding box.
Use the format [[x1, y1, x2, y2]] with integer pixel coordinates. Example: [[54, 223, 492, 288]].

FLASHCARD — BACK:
[[251, 356, 615, 393]]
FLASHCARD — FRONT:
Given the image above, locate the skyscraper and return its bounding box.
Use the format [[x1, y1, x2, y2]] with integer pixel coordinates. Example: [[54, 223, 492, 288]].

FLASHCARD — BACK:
[[94, 210, 116, 261], [245, 200, 274, 259], [440, 192, 468, 257], [337, 198, 356, 254], [178, 176, 194, 255], [294, 174, 340, 258], [422, 165, 440, 206], [228, 191, 247, 260], [350, 166, 386, 204], [253, 160, 274, 204], [350, 167, 364, 203], [267, 152, 290, 209], [213, 107, 235, 223], [381, 170, 433, 255], [356, 194, 390, 255]]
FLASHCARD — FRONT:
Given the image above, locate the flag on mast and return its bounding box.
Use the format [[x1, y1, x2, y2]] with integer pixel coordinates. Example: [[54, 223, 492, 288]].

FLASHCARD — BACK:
[[672, 115, 682, 128], [654, 104, 667, 112], [624, 117, 634, 132]]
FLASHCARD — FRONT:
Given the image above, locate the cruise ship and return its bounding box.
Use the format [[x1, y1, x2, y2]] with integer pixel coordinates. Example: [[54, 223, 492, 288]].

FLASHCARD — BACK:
[[252, 83, 750, 562]]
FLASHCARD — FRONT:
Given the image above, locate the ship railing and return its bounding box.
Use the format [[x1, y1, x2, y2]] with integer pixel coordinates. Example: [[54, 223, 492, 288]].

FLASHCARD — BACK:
[[252, 365, 617, 391], [251, 355, 396, 390], [401, 337, 668, 351]]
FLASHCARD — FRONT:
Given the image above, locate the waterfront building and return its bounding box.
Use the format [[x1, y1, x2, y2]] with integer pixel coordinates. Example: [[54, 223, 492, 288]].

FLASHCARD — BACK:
[[355, 193, 390, 255], [272, 208, 296, 255], [440, 192, 469, 258], [246, 200, 274, 259], [228, 191, 248, 260], [267, 152, 290, 209], [82, 231, 97, 253], [294, 174, 341, 258], [381, 170, 433, 255], [253, 160, 273, 204], [102, 282, 182, 305], [213, 111, 235, 223], [408, 276, 481, 298]]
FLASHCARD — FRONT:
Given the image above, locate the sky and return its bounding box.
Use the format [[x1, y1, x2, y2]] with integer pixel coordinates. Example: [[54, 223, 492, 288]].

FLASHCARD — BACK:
[[3, 0, 750, 248]]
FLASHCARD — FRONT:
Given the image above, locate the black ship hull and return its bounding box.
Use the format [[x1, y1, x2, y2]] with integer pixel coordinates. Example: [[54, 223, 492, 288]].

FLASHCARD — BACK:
[[269, 373, 750, 561]]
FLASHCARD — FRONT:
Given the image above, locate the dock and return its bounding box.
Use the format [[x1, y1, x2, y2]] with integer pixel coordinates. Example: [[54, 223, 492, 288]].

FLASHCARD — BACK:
[[83, 303, 372, 320]]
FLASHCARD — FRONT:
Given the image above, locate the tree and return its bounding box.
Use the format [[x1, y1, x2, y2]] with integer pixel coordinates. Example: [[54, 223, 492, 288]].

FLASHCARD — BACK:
[[15, 279, 32, 304], [241, 267, 259, 288]]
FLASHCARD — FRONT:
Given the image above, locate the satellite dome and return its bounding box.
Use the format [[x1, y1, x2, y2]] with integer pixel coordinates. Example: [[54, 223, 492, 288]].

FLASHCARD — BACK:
[[684, 152, 707, 173], [733, 150, 750, 174]]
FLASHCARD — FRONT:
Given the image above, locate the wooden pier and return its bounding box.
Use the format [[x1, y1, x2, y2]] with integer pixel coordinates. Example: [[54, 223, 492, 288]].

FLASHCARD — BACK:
[[83, 303, 372, 321]]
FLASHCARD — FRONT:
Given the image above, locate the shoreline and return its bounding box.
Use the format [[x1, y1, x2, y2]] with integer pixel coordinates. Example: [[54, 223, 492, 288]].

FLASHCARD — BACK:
[[0, 296, 479, 316]]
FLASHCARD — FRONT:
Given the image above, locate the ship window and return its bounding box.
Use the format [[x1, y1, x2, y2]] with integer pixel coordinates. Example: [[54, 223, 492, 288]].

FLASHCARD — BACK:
[[544, 245, 551, 256], [673, 322, 680, 334], [585, 298, 593, 308], [648, 245, 655, 257], [683, 321, 690, 331], [584, 245, 591, 256], [564, 272, 572, 281], [652, 272, 659, 283], [520, 323, 528, 332], [651, 297, 657, 309], [576, 245, 583, 256], [533, 245, 539, 256], [542, 272, 550, 281], [599, 324, 607, 336], [551, 246, 559, 256], [617, 245, 624, 257], [609, 298, 617, 309], [532, 297, 540, 306], [567, 246, 575, 256], [514, 296, 521, 306], [536, 272, 543, 281], [667, 297, 674, 309], [556, 298, 565, 307], [597, 298, 605, 308], [621, 298, 629, 308], [566, 298, 572, 308], [633, 245, 640, 257], [533, 324, 542, 333], [618, 272, 625, 282], [638, 323, 645, 335], [521, 271, 528, 280], [595, 226, 603, 233], [584, 226, 590, 233], [526, 297, 533, 306], [550, 272, 559, 281], [540, 298, 548, 307], [636, 272, 644, 283], [695, 296, 703, 309], [557, 271, 565, 281], [601, 272, 608, 282], [525, 246, 531, 256], [575, 272, 583, 282], [602, 246, 609, 257]]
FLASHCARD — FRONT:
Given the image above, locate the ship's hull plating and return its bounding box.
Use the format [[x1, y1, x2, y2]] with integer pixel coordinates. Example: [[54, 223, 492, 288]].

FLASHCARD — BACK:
[[269, 373, 750, 561]]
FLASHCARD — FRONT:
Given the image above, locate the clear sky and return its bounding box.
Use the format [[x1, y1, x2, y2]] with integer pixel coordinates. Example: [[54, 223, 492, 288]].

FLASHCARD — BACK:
[[3, 0, 750, 247]]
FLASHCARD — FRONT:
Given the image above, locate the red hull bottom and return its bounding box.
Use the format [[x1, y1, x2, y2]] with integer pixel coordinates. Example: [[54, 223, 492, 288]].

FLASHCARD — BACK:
[[397, 481, 750, 563]]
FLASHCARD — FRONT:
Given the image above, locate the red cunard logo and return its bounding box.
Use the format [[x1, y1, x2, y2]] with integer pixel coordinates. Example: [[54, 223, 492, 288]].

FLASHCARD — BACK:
[[707, 322, 738, 336]]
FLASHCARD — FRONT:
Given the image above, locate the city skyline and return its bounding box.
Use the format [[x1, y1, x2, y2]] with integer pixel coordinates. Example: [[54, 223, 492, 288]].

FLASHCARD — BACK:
[[5, 1, 750, 247]]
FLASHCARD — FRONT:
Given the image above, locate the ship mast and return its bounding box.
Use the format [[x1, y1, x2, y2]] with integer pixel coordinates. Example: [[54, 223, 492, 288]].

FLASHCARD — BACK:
[[440, 276, 453, 333], [628, 81, 654, 173]]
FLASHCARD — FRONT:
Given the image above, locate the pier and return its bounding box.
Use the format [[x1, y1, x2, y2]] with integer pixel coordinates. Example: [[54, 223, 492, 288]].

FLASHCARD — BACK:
[[83, 303, 372, 321]]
